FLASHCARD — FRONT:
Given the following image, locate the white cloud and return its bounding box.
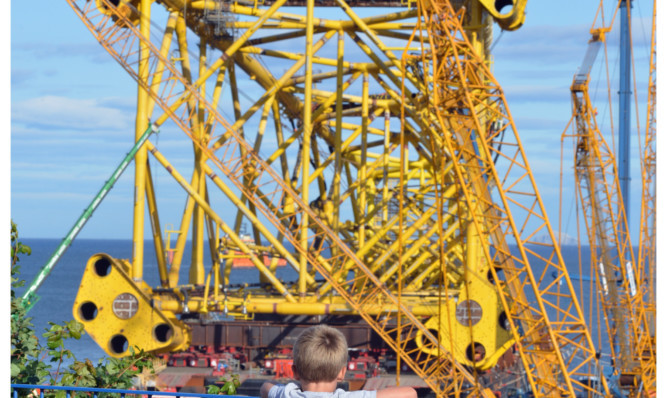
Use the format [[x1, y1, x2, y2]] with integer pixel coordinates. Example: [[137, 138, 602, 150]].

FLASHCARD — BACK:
[[12, 95, 133, 131]]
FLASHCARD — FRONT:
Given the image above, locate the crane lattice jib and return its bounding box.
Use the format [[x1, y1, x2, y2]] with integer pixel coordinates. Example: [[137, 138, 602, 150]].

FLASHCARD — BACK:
[[636, 0, 656, 391], [566, 33, 654, 395], [66, 0, 497, 396], [414, 1, 611, 397], [638, 0, 657, 346]]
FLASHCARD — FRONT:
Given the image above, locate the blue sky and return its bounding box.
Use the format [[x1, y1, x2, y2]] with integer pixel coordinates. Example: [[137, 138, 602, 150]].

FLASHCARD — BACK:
[[9, 0, 657, 243]]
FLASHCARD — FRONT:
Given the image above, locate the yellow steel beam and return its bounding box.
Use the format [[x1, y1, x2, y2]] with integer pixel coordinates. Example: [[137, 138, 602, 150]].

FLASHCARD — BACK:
[[144, 161, 169, 287], [131, 0, 152, 280], [167, 176, 196, 287], [190, 36, 208, 285], [226, 3, 418, 32], [153, 292, 460, 316], [216, 20, 418, 30], [146, 11, 177, 118]]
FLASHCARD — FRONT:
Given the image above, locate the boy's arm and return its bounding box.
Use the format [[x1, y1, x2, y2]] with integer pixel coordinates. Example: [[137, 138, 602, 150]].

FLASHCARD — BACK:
[[375, 386, 417, 398], [260, 382, 278, 398]]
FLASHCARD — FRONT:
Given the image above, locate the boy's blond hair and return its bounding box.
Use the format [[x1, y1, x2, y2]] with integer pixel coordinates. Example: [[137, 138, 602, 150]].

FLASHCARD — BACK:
[[292, 325, 348, 383]]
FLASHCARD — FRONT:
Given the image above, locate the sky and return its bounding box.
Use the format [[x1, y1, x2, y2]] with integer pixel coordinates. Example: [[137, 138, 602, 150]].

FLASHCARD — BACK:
[[9, 0, 659, 246]]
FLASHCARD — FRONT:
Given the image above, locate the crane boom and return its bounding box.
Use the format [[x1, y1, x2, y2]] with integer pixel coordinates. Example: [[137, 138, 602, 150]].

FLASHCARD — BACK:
[[636, 0, 657, 392], [565, 27, 655, 396], [415, 2, 610, 396]]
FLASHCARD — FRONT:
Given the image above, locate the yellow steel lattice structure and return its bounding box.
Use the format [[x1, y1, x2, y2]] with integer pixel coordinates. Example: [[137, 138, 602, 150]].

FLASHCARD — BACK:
[[65, 0, 609, 396], [637, 0, 656, 363], [561, 21, 655, 397], [67, 0, 495, 396], [412, 1, 610, 397], [636, 1, 657, 392]]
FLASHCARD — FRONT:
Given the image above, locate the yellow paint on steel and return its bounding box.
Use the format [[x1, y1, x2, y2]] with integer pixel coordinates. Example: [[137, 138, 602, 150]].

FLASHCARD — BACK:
[[64, 0, 618, 396], [475, 0, 526, 31], [637, 1, 657, 392], [167, 186, 196, 287], [202, 162, 322, 286], [72, 253, 191, 357], [145, 140, 299, 303], [190, 36, 208, 286], [146, 11, 177, 118], [131, 0, 152, 280], [413, 0, 610, 396], [152, 292, 460, 315], [67, 1, 485, 393], [561, 10, 656, 393], [144, 163, 169, 287], [299, 0, 315, 300]]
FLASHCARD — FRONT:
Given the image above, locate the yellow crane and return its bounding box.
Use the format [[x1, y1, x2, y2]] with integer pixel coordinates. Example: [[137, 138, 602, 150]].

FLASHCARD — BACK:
[[63, 0, 608, 396], [637, 0, 656, 357], [559, 2, 655, 396], [410, 1, 611, 397], [634, 0, 656, 392]]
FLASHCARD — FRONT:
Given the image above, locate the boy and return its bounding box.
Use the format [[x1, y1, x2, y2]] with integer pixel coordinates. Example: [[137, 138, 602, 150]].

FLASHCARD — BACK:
[[260, 325, 418, 398]]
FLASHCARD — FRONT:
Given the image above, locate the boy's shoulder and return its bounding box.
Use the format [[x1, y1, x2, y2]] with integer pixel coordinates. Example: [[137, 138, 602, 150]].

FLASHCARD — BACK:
[[329, 389, 376, 398], [269, 383, 376, 398]]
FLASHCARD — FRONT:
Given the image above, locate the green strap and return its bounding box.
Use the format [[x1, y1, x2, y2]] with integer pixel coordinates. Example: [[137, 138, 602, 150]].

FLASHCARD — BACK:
[[21, 124, 159, 312]]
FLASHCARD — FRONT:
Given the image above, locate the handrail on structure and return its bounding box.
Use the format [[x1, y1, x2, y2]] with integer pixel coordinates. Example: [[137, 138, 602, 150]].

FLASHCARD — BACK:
[[11, 384, 255, 398]]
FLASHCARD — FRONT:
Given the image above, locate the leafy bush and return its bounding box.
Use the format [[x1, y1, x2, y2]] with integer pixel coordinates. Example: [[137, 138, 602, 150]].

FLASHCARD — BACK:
[[207, 374, 241, 395], [11, 221, 155, 395]]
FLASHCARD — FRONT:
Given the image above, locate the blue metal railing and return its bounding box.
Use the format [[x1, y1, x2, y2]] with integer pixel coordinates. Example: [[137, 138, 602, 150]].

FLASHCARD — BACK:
[[11, 384, 252, 398]]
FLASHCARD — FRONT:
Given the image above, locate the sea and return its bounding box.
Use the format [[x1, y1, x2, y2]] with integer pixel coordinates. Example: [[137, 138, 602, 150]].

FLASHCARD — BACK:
[[14, 238, 610, 370]]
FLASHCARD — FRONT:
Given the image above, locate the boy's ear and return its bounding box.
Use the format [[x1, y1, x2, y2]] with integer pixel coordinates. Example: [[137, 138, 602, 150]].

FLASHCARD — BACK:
[[336, 367, 346, 381], [292, 364, 299, 379]]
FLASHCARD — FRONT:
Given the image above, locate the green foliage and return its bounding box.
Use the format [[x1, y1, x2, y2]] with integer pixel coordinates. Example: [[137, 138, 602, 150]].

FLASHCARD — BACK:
[[11, 221, 49, 386], [10, 221, 156, 395], [207, 374, 241, 395]]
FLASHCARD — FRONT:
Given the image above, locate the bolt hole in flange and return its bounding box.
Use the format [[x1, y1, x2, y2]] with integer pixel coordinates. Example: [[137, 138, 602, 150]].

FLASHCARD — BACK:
[[494, 0, 514, 13], [109, 334, 129, 355], [98, 0, 121, 9], [94, 257, 112, 277], [79, 302, 98, 321], [426, 328, 440, 347], [486, 269, 495, 284], [154, 323, 173, 343], [498, 311, 511, 331], [466, 342, 487, 362]]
